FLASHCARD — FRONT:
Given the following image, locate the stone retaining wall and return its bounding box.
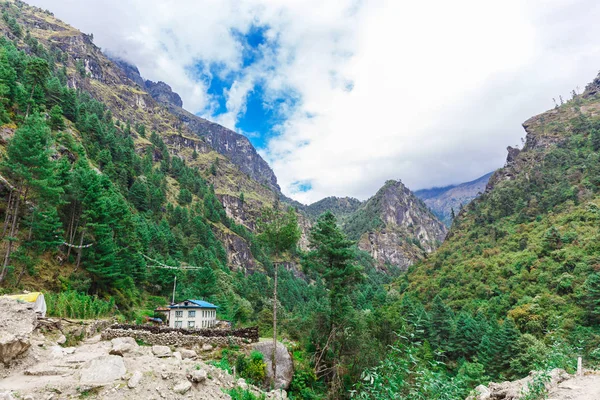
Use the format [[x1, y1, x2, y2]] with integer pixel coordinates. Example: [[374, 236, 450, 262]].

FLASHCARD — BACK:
[[101, 328, 253, 347], [108, 324, 259, 341]]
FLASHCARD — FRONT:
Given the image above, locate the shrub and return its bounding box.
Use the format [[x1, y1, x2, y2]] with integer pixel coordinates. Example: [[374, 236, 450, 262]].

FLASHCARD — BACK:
[[46, 291, 115, 319]]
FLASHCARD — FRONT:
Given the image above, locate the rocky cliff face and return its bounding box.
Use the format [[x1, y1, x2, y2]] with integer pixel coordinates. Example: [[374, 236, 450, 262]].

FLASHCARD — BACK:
[[144, 80, 183, 108], [415, 172, 492, 226], [344, 181, 447, 271]]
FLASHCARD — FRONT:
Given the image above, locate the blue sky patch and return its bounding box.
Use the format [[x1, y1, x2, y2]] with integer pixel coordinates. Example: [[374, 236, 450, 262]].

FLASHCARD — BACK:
[[290, 180, 313, 193], [192, 23, 300, 151]]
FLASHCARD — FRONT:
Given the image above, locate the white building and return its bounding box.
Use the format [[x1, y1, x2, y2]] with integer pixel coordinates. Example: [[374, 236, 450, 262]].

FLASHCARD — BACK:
[[168, 299, 218, 329]]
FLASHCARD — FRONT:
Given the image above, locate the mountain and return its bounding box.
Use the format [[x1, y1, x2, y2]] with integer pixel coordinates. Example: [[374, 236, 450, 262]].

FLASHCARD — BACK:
[[402, 68, 600, 371], [111, 58, 281, 194], [414, 171, 493, 226], [348, 180, 447, 270], [303, 181, 447, 271]]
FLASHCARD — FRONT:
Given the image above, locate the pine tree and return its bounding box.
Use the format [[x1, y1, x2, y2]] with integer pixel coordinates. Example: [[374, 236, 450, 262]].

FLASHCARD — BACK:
[[429, 295, 456, 352], [0, 114, 60, 282], [304, 211, 363, 391], [49, 105, 65, 130], [24, 57, 50, 116]]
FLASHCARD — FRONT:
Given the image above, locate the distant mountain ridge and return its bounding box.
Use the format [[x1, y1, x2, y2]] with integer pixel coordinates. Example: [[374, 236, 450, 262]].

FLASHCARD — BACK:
[[415, 172, 493, 226]]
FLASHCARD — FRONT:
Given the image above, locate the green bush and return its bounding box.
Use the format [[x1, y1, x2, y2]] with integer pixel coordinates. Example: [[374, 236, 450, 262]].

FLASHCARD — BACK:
[[228, 388, 265, 400], [46, 291, 115, 319]]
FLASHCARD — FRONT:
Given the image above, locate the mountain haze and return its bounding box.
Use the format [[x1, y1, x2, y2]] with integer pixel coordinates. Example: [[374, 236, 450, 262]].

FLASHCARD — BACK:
[[415, 171, 493, 226]]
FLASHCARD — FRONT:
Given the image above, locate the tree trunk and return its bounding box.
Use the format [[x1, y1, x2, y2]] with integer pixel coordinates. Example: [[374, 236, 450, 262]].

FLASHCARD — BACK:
[[66, 203, 79, 259], [74, 228, 85, 272], [25, 86, 35, 118], [272, 263, 278, 388], [0, 184, 23, 282], [2, 189, 14, 238]]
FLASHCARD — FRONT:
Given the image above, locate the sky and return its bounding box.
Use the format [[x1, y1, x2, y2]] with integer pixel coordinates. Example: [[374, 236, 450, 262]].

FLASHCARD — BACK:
[[28, 0, 600, 204]]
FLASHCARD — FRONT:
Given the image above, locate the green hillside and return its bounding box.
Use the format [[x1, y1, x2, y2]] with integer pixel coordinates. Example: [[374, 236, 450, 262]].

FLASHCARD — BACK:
[[353, 77, 600, 398]]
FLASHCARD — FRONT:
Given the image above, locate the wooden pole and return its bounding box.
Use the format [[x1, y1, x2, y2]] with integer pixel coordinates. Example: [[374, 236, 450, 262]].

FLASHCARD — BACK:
[[577, 356, 583, 376], [172, 275, 177, 304], [272, 263, 278, 388]]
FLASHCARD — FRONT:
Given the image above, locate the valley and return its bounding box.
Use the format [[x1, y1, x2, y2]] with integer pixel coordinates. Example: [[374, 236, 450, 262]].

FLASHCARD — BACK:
[[0, 0, 599, 399]]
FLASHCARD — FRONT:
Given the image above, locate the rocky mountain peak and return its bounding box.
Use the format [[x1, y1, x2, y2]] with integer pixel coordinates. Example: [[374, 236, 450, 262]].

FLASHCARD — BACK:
[[144, 80, 183, 108]]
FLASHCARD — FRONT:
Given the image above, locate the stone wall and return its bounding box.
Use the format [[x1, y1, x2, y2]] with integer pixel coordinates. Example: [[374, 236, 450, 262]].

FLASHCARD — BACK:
[[101, 327, 258, 347], [108, 324, 258, 341]]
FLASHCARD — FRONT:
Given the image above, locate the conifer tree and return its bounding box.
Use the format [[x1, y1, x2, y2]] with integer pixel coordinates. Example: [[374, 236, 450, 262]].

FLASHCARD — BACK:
[[1, 114, 59, 282], [304, 211, 363, 393]]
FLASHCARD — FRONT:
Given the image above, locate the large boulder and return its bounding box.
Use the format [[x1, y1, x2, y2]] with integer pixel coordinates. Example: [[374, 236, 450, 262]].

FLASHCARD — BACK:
[[79, 355, 127, 385], [253, 341, 293, 389], [0, 298, 37, 366], [110, 337, 138, 356]]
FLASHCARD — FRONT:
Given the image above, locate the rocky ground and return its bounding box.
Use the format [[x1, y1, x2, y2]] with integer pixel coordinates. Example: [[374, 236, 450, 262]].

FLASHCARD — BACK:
[[548, 372, 600, 400], [0, 299, 286, 400], [468, 369, 600, 400]]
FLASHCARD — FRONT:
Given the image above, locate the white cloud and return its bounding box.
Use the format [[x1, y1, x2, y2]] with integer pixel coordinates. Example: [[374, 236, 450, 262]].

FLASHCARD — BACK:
[[29, 0, 600, 204]]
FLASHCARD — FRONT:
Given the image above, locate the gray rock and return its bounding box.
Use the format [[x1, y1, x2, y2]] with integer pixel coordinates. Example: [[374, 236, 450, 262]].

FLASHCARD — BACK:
[[173, 380, 192, 394], [253, 341, 294, 389], [110, 337, 138, 356], [237, 378, 248, 390], [79, 355, 127, 385], [466, 384, 491, 400], [152, 345, 172, 358], [267, 390, 288, 400], [173, 351, 182, 361], [56, 334, 67, 345], [85, 334, 102, 344], [188, 369, 207, 383], [0, 391, 15, 400], [0, 298, 37, 366], [179, 349, 197, 359], [128, 370, 143, 389], [201, 343, 213, 352]]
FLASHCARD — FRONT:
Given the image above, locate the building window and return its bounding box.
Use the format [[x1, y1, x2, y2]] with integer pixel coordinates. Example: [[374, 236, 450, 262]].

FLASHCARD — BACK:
[[175, 321, 182, 328], [188, 310, 195, 318], [188, 321, 195, 328], [175, 310, 183, 318]]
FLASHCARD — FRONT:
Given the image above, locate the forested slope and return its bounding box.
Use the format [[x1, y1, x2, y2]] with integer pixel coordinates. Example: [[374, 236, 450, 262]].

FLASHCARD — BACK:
[[354, 73, 600, 398]]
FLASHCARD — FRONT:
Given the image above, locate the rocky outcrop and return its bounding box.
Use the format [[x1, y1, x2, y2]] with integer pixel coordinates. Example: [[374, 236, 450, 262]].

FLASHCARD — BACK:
[[415, 172, 493, 226], [216, 229, 258, 273], [0, 298, 37, 366], [467, 368, 570, 400], [349, 180, 447, 271], [144, 80, 183, 108], [253, 341, 294, 390]]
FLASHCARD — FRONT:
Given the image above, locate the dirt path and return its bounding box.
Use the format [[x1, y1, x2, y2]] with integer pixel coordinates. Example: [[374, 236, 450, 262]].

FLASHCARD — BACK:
[[548, 372, 600, 400]]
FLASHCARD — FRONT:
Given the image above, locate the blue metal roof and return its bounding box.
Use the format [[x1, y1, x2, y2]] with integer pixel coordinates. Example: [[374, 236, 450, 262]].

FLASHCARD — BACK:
[[169, 299, 218, 309]]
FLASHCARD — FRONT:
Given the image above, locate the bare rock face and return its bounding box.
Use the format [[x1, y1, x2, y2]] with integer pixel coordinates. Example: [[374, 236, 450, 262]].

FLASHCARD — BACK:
[[79, 355, 127, 385], [253, 341, 293, 390], [351, 180, 447, 271], [144, 80, 183, 108], [0, 298, 37, 366]]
